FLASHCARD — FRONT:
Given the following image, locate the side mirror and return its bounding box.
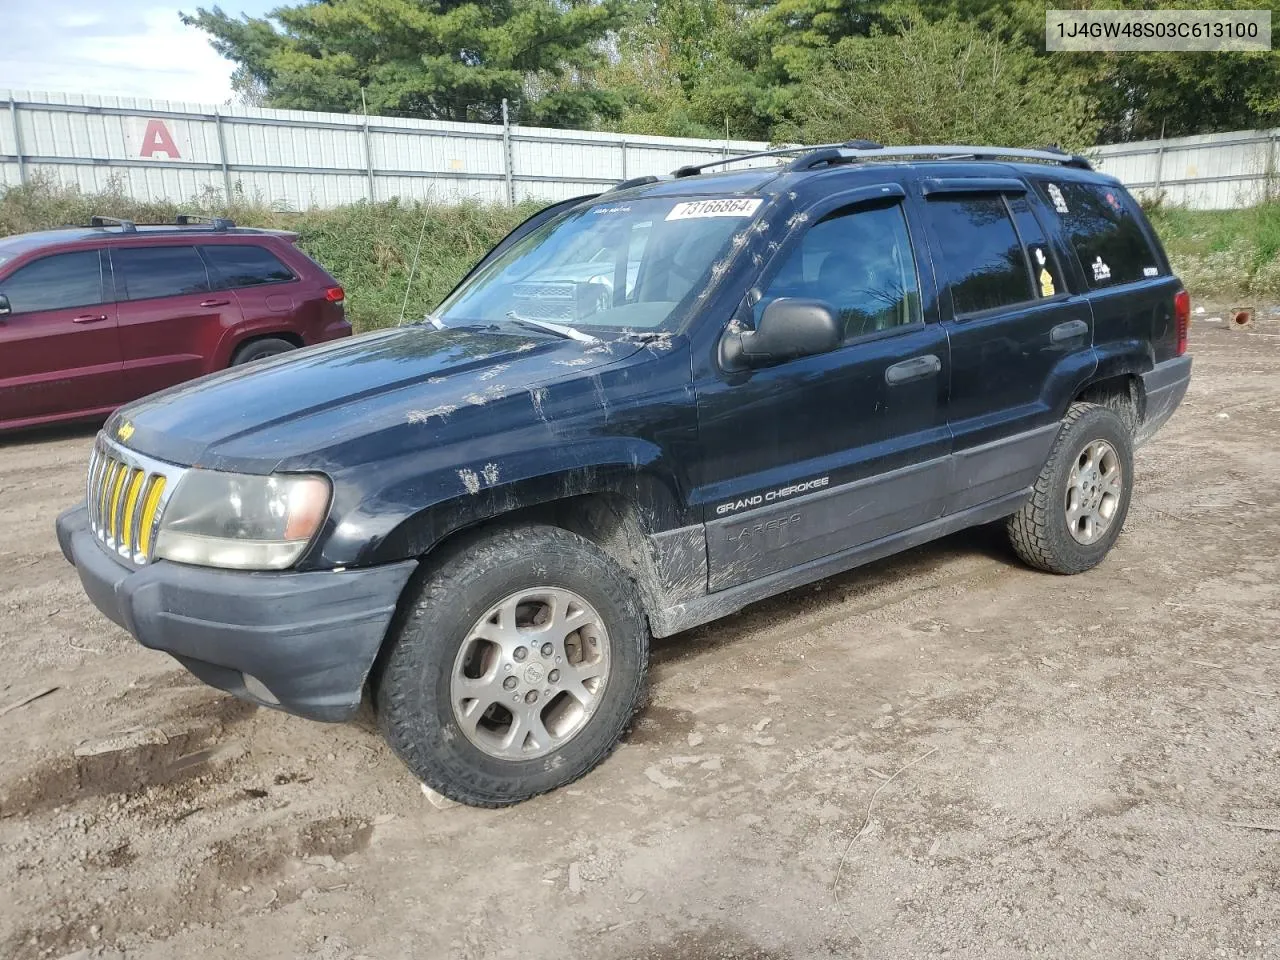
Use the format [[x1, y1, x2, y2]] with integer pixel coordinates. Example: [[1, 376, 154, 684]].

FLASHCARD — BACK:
[[722, 298, 841, 369], [0, 294, 9, 318]]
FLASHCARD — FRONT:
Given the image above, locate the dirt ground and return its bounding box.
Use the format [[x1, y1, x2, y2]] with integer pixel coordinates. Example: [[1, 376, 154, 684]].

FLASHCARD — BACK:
[[1, 319, 1277, 960]]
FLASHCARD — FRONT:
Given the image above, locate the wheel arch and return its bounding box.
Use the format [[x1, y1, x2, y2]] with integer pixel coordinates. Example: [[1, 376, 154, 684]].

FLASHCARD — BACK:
[[230, 330, 304, 364], [1073, 372, 1146, 438], [366, 465, 701, 621]]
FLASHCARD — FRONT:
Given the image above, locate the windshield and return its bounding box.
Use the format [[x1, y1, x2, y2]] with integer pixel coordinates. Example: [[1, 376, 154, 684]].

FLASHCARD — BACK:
[[436, 196, 764, 332]]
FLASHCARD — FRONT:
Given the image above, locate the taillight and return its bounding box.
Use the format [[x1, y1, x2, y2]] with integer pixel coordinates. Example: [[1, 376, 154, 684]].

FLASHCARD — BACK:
[[324, 286, 345, 304], [1174, 289, 1190, 356]]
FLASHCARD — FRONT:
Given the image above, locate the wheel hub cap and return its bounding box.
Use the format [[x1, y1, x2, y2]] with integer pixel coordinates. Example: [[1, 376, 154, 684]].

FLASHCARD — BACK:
[[1065, 439, 1123, 545], [450, 587, 610, 760]]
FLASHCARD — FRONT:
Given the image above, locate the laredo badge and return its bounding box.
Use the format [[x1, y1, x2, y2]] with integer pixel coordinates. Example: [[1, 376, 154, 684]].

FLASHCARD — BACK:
[[117, 421, 135, 442]]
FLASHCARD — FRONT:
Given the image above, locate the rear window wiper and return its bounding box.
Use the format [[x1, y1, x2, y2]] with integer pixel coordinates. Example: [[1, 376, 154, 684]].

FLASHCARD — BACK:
[[505, 313, 600, 344]]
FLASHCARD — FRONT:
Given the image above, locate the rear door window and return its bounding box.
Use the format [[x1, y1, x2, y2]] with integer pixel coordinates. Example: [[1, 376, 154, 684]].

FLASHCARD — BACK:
[[927, 195, 1034, 315], [1035, 181, 1160, 287], [201, 244, 296, 289], [0, 250, 105, 313], [1006, 194, 1065, 299], [113, 246, 211, 301]]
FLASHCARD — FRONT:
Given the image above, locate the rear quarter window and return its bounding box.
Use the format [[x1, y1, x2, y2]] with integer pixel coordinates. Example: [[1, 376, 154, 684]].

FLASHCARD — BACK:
[[201, 244, 296, 288], [1036, 181, 1160, 288]]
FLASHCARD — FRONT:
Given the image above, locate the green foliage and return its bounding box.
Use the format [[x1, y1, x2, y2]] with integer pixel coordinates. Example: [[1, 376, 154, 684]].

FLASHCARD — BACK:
[[782, 17, 1098, 148], [182, 0, 628, 126], [0, 175, 535, 332], [605, 0, 1280, 146], [896, 0, 1280, 143], [1145, 200, 1280, 300], [291, 197, 540, 330]]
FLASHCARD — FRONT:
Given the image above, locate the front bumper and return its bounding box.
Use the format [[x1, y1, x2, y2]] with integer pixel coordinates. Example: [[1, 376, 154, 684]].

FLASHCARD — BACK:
[[1136, 355, 1192, 446], [56, 506, 417, 722]]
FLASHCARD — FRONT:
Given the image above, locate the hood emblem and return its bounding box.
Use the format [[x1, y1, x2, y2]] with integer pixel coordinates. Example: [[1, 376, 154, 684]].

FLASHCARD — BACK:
[[117, 421, 135, 442]]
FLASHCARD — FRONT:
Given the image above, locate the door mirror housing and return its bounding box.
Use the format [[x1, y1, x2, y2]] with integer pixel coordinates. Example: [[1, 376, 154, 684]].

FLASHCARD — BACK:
[[0, 293, 10, 318], [721, 298, 841, 369]]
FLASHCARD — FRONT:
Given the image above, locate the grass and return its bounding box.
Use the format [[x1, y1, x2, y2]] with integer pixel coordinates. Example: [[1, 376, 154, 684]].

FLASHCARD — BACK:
[[1144, 199, 1280, 301], [0, 175, 539, 332]]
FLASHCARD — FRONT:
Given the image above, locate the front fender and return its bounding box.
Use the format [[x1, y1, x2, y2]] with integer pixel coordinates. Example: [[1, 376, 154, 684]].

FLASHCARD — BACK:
[[297, 341, 700, 568], [365, 442, 689, 565]]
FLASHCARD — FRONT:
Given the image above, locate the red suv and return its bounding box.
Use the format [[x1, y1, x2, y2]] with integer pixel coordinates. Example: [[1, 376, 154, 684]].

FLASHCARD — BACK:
[[0, 214, 350, 431]]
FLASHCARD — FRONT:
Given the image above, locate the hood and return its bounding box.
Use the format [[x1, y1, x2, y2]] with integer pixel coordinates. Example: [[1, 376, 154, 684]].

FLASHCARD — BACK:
[[110, 324, 641, 472]]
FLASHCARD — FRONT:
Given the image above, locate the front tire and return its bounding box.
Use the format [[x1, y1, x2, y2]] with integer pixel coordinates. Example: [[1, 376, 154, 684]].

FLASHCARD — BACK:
[[1007, 402, 1134, 574], [375, 524, 649, 807]]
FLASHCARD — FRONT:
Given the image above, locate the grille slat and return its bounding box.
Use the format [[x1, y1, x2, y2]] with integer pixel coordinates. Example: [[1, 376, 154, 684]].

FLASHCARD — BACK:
[[85, 436, 183, 565]]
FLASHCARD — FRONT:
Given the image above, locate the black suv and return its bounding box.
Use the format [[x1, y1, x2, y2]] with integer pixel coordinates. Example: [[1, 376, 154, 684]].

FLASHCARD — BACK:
[[57, 143, 1192, 807]]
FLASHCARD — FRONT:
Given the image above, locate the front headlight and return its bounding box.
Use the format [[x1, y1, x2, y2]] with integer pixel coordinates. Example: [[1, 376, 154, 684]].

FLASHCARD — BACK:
[[154, 470, 331, 570]]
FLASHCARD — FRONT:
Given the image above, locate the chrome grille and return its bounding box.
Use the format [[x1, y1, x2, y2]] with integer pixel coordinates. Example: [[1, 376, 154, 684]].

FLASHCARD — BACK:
[[85, 435, 185, 565]]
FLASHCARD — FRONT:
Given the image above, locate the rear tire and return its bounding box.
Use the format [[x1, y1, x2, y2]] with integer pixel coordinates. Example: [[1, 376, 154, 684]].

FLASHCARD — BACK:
[[1007, 402, 1134, 574], [375, 524, 649, 807], [230, 337, 296, 366]]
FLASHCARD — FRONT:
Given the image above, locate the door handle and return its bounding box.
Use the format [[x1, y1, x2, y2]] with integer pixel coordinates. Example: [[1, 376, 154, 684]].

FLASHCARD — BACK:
[[72, 313, 108, 324], [885, 354, 942, 386], [200, 299, 231, 308], [1050, 319, 1089, 343]]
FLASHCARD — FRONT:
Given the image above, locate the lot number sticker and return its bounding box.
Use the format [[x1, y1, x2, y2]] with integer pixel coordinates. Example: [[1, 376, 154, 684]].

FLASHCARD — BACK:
[[666, 198, 763, 221]]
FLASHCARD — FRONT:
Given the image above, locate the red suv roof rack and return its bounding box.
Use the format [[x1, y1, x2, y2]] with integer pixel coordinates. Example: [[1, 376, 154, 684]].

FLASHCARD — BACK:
[[88, 215, 137, 233]]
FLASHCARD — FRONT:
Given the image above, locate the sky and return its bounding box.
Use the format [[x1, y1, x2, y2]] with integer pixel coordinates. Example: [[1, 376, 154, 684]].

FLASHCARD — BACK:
[[0, 0, 276, 105]]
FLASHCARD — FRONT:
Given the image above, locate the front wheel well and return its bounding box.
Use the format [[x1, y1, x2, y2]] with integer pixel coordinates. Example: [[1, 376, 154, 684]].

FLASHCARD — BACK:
[[1074, 374, 1145, 437], [409, 493, 667, 621]]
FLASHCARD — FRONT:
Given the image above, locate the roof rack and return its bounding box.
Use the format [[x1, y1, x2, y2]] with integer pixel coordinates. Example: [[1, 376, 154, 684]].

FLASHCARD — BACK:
[[175, 213, 237, 230], [671, 141, 1092, 178], [89, 215, 137, 233]]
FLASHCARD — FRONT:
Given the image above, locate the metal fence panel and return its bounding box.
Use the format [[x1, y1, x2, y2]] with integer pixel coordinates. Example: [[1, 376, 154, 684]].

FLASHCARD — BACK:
[[9, 88, 1279, 211], [1, 89, 771, 211], [1092, 129, 1280, 209]]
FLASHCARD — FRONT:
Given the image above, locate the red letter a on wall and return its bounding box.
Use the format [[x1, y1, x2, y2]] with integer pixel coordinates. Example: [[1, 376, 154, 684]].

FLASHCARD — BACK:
[[140, 119, 181, 159]]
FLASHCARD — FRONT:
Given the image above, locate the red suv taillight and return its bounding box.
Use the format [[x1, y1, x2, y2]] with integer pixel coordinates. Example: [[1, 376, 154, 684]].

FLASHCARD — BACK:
[[325, 286, 345, 304], [1174, 289, 1190, 356]]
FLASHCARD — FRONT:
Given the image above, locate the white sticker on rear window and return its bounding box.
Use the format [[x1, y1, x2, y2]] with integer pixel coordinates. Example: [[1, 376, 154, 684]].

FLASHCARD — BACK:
[[1047, 183, 1069, 214], [666, 198, 763, 221], [1143, 266, 1159, 277]]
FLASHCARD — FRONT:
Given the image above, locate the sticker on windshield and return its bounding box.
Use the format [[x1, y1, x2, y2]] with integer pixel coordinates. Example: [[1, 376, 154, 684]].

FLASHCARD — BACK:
[[666, 198, 763, 221]]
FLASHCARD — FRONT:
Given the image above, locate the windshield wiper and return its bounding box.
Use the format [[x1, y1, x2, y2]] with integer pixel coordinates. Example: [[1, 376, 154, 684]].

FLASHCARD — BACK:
[[505, 312, 599, 344]]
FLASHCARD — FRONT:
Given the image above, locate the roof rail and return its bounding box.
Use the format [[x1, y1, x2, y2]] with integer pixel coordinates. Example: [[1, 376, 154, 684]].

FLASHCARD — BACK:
[[670, 141, 1092, 178], [787, 143, 1093, 171], [672, 144, 837, 178], [89, 215, 137, 233], [175, 213, 237, 230], [611, 175, 662, 192]]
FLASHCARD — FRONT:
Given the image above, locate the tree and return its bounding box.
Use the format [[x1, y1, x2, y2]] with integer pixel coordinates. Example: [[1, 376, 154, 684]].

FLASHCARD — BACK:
[[783, 17, 1100, 149], [182, 0, 629, 127], [600, 1, 783, 140], [901, 0, 1280, 143]]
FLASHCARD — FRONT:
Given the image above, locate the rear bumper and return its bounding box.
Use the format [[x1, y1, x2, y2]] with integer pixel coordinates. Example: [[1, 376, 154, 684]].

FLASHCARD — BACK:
[[56, 506, 416, 722], [1137, 355, 1192, 446]]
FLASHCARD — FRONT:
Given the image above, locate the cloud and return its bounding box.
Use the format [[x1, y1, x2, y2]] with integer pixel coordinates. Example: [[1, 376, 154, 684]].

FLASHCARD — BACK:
[[0, 0, 276, 106]]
